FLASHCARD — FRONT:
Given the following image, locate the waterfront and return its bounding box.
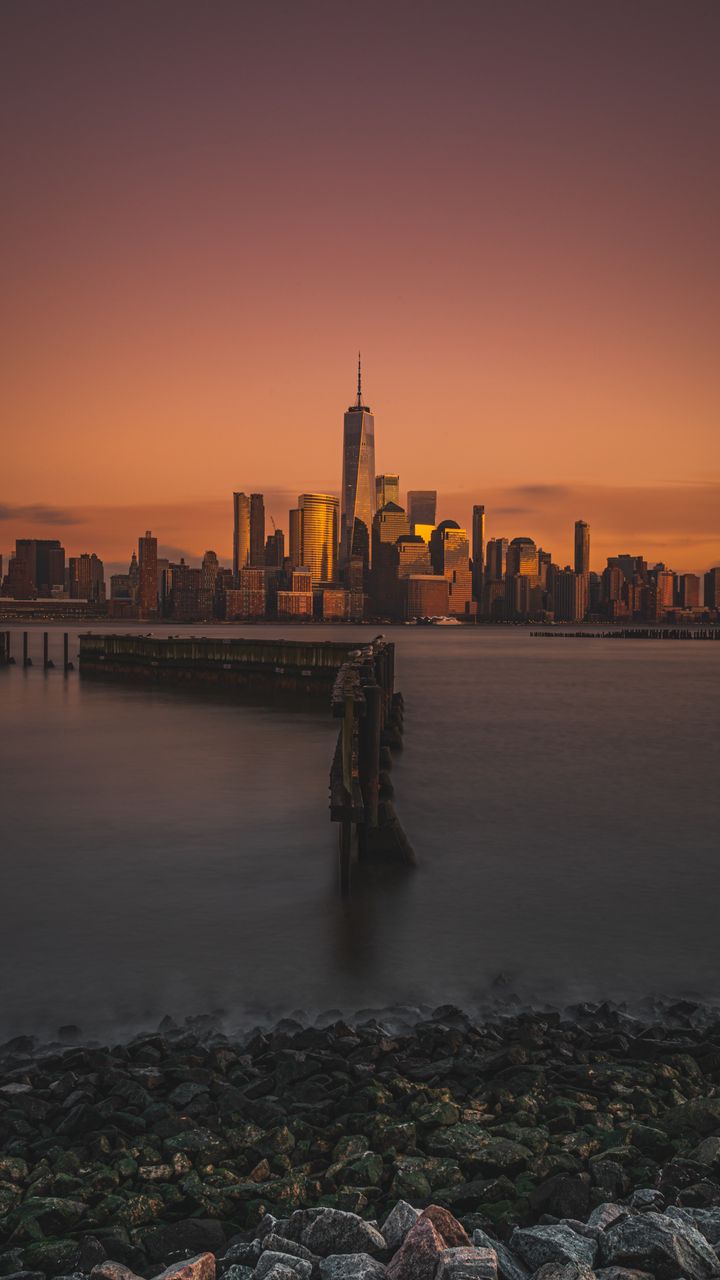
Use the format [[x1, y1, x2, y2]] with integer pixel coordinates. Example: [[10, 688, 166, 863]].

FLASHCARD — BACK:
[[2, 623, 719, 1038]]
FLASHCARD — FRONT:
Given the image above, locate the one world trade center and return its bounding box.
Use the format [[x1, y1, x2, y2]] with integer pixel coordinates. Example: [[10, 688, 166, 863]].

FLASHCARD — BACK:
[[340, 354, 376, 572]]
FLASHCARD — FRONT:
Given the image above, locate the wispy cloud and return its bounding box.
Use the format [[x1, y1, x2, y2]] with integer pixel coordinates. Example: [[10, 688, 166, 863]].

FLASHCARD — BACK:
[[0, 502, 83, 525]]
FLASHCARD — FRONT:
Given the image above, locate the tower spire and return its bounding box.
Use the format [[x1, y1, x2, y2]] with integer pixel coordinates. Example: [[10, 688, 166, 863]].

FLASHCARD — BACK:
[[357, 351, 362, 408]]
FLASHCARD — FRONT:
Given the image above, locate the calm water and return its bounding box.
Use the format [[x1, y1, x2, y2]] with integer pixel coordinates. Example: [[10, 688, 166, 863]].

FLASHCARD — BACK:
[[1, 623, 719, 1037]]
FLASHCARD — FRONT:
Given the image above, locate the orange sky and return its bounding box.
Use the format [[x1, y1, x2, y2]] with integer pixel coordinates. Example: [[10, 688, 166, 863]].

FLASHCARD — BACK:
[[2, 0, 719, 573]]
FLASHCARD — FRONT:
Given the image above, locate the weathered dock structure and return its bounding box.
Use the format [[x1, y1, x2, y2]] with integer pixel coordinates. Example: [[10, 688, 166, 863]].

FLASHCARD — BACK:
[[78, 631, 414, 880], [79, 632, 360, 696], [329, 638, 415, 883]]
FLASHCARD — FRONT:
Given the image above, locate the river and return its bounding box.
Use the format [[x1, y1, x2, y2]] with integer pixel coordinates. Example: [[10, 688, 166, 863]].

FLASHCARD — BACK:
[[1, 622, 718, 1038]]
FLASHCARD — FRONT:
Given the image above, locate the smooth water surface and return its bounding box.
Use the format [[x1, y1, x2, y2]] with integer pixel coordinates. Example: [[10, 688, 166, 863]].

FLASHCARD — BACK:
[[2, 623, 719, 1036]]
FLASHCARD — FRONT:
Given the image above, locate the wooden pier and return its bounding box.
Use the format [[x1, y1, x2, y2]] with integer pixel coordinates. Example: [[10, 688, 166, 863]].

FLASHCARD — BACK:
[[75, 631, 413, 882], [329, 637, 415, 888], [78, 632, 360, 696]]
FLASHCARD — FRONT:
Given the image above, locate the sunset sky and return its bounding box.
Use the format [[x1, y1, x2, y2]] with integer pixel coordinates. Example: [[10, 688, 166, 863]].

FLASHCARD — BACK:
[[2, 0, 719, 573]]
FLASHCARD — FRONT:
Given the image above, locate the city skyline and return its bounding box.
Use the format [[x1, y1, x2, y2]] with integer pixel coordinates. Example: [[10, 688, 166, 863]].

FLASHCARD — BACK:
[[2, 358, 719, 624], [2, 1, 719, 574]]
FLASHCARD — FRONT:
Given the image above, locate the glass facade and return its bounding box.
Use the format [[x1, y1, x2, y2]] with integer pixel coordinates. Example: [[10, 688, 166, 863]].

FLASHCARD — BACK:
[[299, 493, 339, 585]]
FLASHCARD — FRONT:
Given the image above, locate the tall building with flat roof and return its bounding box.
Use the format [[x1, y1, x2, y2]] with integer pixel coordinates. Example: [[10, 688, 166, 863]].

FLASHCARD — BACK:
[[407, 490, 437, 529], [288, 508, 302, 568], [402, 574, 449, 620], [138, 530, 158, 619], [233, 492, 250, 580], [15, 539, 65, 596], [574, 520, 590, 574], [554, 569, 588, 622], [340, 355, 375, 570], [486, 537, 508, 582], [471, 504, 486, 601], [68, 553, 105, 603], [704, 567, 720, 610], [376, 474, 400, 508], [299, 493, 338, 585], [430, 520, 472, 616], [677, 573, 700, 608], [249, 493, 265, 566]]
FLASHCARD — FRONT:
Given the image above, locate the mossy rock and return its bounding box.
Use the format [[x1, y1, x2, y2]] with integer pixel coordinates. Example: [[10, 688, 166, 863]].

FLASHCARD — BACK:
[[22, 1239, 80, 1276]]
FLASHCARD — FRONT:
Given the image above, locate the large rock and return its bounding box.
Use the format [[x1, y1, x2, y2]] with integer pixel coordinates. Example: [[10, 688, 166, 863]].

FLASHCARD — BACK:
[[436, 1246, 497, 1280], [319, 1255, 387, 1280], [586, 1206, 628, 1233], [418, 1207, 469, 1247], [661, 1099, 720, 1137], [381, 1204, 421, 1251], [599, 1211, 720, 1279], [256, 1254, 312, 1280], [302, 1211, 386, 1259], [386, 1216, 446, 1280], [471, 1230, 530, 1280], [665, 1206, 720, 1247], [91, 1266, 142, 1280], [510, 1225, 597, 1272], [153, 1257, 216, 1280], [262, 1238, 315, 1263]]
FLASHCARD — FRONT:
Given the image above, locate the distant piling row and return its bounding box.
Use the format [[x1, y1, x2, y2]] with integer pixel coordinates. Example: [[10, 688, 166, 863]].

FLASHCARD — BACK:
[[0, 631, 74, 670], [531, 627, 720, 640]]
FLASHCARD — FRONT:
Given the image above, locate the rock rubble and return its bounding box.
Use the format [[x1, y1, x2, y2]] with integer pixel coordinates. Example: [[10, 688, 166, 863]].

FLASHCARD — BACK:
[[4, 1003, 720, 1278]]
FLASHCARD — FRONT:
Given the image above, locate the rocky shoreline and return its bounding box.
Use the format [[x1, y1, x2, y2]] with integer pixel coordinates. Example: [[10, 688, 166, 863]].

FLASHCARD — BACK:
[[4, 1002, 720, 1279]]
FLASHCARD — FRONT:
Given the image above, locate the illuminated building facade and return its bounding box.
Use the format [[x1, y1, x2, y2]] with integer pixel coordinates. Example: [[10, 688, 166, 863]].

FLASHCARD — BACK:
[[232, 492, 250, 580], [402, 574, 450, 620], [376, 474, 400, 508], [430, 521, 472, 615], [322, 588, 349, 620], [299, 492, 338, 585]]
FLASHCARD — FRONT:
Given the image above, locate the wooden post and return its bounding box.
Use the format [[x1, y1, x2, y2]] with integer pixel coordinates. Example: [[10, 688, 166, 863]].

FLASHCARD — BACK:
[[43, 632, 50, 669], [63, 632, 70, 673], [360, 682, 381, 833], [23, 631, 31, 667]]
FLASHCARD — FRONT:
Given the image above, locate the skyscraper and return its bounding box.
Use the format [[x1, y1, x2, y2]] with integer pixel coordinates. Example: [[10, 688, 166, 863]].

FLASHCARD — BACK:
[[15, 539, 65, 596], [376, 474, 400, 508], [299, 492, 339, 585], [574, 520, 590, 574], [233, 492, 250, 580], [430, 520, 472, 616], [471, 504, 486, 601], [407, 490, 437, 529], [138, 530, 158, 619], [288, 508, 302, 568], [340, 355, 375, 570], [250, 493, 265, 565], [704, 567, 720, 610], [485, 537, 508, 581], [68, 553, 105, 603]]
